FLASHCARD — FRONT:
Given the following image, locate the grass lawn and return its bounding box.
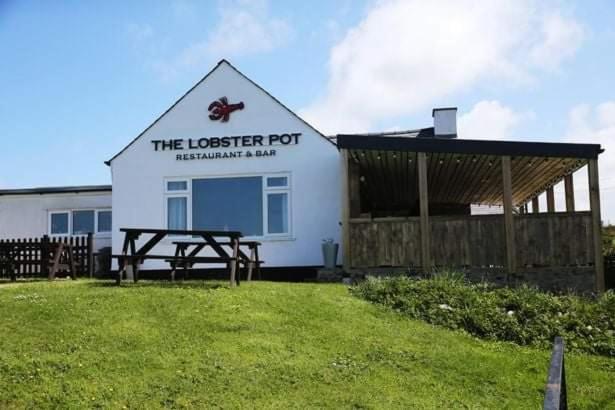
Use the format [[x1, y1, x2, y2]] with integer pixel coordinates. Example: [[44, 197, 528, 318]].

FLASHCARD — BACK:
[[0, 280, 613, 409]]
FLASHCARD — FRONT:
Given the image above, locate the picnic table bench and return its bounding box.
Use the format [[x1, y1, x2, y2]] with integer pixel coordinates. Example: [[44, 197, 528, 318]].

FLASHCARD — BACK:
[[171, 241, 262, 281], [112, 228, 262, 287]]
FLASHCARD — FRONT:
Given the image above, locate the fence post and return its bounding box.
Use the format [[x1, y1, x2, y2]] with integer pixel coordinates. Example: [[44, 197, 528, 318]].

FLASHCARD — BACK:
[[87, 233, 94, 278], [544, 337, 567, 410], [41, 235, 50, 277]]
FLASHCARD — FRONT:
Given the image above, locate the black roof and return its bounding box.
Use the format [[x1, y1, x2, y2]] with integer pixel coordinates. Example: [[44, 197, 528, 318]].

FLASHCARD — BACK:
[[0, 185, 112, 196], [336, 134, 603, 159]]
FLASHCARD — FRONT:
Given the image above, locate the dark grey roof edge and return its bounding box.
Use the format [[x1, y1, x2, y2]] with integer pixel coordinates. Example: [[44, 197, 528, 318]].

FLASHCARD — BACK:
[[0, 185, 112, 196], [105, 59, 336, 165], [335, 127, 434, 138], [336, 134, 604, 159]]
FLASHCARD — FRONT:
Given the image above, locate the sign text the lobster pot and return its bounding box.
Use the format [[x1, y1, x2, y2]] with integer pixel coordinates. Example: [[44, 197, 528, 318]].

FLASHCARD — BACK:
[[151, 133, 301, 151]]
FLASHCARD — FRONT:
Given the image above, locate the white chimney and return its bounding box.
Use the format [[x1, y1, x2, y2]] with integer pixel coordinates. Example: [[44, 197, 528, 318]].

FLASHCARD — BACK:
[[432, 107, 457, 138]]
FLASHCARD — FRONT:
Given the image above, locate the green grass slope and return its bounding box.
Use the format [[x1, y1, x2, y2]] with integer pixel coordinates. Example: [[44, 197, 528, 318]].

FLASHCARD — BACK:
[[0, 280, 613, 409]]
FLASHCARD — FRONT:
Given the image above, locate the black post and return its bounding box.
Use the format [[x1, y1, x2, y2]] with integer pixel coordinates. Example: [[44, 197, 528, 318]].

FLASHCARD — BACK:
[[87, 233, 94, 279], [41, 235, 50, 278], [544, 337, 567, 410]]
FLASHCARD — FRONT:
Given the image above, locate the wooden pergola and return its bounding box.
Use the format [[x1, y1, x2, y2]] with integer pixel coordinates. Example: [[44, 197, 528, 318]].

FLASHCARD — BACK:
[[338, 133, 605, 292]]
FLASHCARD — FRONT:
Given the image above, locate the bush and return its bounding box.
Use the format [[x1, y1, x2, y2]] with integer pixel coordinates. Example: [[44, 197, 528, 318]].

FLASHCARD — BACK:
[[351, 275, 615, 356]]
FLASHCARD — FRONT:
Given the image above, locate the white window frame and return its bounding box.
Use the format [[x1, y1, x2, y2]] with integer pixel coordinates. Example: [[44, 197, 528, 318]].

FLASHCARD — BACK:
[[263, 175, 291, 237], [163, 173, 292, 241], [164, 178, 191, 235], [47, 208, 112, 238]]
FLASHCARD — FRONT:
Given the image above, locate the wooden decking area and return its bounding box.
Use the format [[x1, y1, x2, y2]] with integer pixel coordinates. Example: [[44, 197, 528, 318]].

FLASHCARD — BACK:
[[337, 133, 605, 292]]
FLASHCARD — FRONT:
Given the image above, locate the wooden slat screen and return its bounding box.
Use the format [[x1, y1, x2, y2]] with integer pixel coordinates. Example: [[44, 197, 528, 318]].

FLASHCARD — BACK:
[[0, 234, 93, 279], [349, 212, 594, 269]]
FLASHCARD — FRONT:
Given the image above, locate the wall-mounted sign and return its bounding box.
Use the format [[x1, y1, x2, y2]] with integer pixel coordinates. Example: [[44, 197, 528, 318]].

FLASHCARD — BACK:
[[208, 97, 244, 122], [151, 132, 301, 161]]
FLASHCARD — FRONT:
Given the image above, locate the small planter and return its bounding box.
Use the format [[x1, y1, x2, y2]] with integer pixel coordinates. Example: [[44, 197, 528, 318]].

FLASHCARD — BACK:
[[321, 240, 339, 269]]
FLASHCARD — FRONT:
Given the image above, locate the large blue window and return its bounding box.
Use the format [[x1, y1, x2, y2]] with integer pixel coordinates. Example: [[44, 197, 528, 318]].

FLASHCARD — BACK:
[[192, 177, 263, 236]]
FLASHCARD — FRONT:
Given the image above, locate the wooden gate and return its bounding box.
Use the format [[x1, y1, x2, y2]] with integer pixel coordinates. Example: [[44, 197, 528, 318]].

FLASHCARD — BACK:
[[0, 234, 93, 280]]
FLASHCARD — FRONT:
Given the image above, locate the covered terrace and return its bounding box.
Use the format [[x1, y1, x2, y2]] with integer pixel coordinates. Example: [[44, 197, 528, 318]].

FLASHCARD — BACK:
[[338, 132, 605, 292]]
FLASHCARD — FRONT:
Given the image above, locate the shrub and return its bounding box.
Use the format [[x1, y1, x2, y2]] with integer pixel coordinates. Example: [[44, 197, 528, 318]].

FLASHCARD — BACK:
[[350, 276, 615, 356]]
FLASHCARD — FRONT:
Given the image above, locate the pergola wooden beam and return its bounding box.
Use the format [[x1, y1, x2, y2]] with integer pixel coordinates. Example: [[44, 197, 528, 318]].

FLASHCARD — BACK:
[[588, 159, 605, 292], [564, 174, 575, 212], [341, 149, 351, 271], [546, 187, 555, 212], [418, 152, 431, 271], [532, 197, 540, 214], [502, 156, 516, 274]]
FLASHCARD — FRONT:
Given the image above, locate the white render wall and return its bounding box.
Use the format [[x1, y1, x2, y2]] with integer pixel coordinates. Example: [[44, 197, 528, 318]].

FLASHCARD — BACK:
[[0, 192, 112, 250], [110, 61, 342, 269]]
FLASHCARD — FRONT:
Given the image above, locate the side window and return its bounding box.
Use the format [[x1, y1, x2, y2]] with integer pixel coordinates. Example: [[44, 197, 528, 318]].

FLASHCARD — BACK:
[[165, 180, 188, 230], [97, 210, 112, 233], [265, 176, 290, 235], [167, 197, 187, 230], [50, 212, 69, 235], [72, 210, 95, 235]]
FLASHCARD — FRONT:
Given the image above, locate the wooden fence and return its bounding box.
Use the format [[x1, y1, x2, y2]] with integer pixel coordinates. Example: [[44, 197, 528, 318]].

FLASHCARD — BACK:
[[0, 234, 93, 280], [348, 212, 594, 269]]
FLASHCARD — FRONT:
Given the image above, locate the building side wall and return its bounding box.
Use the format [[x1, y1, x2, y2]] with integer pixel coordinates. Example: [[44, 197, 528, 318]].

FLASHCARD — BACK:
[[0, 192, 112, 250]]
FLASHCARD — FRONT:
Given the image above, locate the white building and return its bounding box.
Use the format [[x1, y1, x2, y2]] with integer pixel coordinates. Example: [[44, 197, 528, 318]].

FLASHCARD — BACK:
[[1, 60, 342, 273], [2, 59, 604, 290]]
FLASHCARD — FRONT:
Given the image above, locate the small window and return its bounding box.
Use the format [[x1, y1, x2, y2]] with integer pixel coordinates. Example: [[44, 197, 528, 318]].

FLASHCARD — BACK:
[[72, 210, 95, 235], [97, 211, 112, 233], [167, 180, 188, 191], [266, 176, 288, 188], [167, 197, 187, 230], [267, 192, 288, 234], [50, 212, 69, 235]]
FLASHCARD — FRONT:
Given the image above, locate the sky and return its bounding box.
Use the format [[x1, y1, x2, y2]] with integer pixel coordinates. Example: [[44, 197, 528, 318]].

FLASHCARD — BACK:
[[1, 0, 614, 222]]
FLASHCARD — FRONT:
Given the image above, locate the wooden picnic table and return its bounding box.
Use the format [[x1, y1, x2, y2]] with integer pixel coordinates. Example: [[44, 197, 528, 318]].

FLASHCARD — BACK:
[[113, 228, 247, 287]]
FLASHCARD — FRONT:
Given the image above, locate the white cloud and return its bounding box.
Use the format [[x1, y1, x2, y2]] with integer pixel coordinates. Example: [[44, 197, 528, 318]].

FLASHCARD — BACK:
[[301, 0, 584, 134], [154, 0, 291, 80], [529, 12, 585, 70], [458, 100, 529, 140], [563, 102, 615, 224]]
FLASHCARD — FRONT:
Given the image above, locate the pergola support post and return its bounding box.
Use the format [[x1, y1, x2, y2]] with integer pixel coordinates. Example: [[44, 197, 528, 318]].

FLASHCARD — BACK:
[[418, 152, 431, 272], [532, 196, 540, 214], [546, 187, 555, 213], [588, 159, 605, 293], [564, 174, 575, 212], [341, 149, 351, 272], [502, 156, 516, 275]]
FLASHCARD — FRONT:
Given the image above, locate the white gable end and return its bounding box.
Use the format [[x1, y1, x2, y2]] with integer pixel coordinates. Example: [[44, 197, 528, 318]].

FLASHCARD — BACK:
[[110, 60, 342, 270]]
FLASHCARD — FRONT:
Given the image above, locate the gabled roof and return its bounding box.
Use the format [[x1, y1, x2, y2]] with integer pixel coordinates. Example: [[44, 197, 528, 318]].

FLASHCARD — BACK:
[[0, 185, 111, 196], [105, 59, 334, 165]]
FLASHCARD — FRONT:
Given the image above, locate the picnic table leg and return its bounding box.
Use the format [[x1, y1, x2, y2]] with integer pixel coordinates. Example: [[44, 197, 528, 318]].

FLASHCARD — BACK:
[[116, 235, 131, 285], [129, 239, 139, 283], [170, 245, 182, 282], [254, 245, 261, 280], [229, 238, 239, 287], [247, 247, 255, 281]]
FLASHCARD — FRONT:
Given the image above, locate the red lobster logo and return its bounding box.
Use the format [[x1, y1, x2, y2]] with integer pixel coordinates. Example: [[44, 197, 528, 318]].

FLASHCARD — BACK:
[[208, 97, 244, 122]]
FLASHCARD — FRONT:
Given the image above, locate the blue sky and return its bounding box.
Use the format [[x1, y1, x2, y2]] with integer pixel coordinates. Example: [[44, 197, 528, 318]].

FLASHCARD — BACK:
[[1, 0, 614, 220]]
